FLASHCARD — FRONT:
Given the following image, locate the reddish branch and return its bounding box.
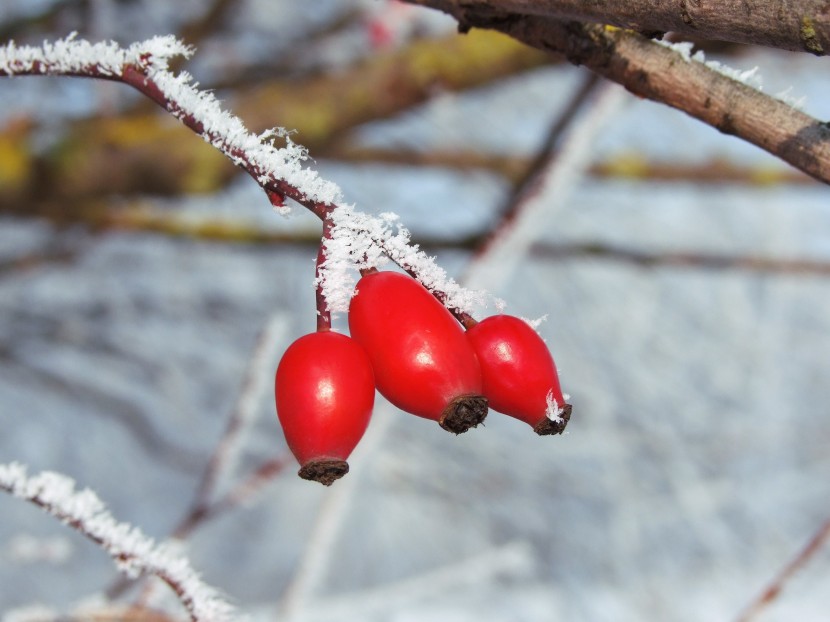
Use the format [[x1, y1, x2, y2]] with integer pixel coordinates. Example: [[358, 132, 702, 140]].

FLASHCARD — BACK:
[[116, 66, 334, 219], [399, 6, 830, 184], [403, 0, 830, 55], [0, 60, 334, 219], [316, 218, 335, 331], [736, 517, 830, 622]]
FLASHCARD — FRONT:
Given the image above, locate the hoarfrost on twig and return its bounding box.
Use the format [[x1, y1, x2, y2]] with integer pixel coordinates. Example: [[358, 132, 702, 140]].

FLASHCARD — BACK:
[[0, 33, 494, 316], [317, 205, 495, 315], [0, 462, 235, 622], [655, 39, 806, 109], [545, 391, 567, 423], [0, 33, 342, 208]]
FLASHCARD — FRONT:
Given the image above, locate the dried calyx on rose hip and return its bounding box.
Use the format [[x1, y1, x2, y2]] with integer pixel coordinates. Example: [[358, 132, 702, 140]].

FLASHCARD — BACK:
[[275, 330, 375, 486], [466, 314, 571, 435], [348, 271, 487, 434]]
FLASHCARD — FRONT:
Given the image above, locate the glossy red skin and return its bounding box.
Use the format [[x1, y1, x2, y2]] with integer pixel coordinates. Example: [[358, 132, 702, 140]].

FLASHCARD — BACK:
[[275, 331, 374, 466], [348, 271, 482, 421], [466, 315, 565, 427]]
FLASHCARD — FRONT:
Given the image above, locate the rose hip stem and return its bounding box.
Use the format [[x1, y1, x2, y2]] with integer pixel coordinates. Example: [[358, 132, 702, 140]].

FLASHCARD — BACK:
[[315, 218, 334, 332]]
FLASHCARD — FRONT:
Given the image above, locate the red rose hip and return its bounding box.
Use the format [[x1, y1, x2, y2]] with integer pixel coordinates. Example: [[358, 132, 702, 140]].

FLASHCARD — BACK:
[[348, 271, 487, 433], [466, 315, 571, 435], [275, 331, 375, 485]]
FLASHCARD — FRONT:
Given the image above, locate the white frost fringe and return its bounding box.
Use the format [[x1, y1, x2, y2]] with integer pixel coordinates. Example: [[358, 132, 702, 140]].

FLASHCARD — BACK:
[[655, 39, 806, 109], [318, 205, 496, 315], [0, 33, 494, 315], [0, 462, 235, 622], [0, 33, 341, 208]]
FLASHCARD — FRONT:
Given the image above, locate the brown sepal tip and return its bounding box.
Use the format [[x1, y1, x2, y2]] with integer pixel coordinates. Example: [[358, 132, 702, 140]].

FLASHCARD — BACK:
[[439, 394, 488, 434], [533, 403, 573, 436], [298, 459, 349, 486]]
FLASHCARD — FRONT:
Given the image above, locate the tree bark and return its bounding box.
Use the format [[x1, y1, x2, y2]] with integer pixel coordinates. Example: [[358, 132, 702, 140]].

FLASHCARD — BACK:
[[404, 0, 830, 55], [400, 4, 830, 184]]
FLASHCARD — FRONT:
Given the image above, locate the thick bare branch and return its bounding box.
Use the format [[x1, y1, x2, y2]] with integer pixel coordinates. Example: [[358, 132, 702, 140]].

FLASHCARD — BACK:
[[404, 0, 830, 55], [409, 12, 830, 184]]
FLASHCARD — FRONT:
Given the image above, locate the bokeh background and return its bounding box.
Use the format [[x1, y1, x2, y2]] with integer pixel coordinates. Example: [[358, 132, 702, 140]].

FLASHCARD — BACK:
[[1, 1, 829, 620]]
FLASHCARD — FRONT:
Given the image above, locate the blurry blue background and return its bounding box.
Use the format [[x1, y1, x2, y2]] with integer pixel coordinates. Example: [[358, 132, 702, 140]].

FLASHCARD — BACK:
[[1, 1, 829, 620]]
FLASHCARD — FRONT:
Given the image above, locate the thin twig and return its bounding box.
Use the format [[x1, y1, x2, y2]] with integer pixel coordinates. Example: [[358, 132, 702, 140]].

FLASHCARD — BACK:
[[0, 463, 234, 622], [315, 219, 334, 332], [469, 70, 601, 270], [13, 200, 830, 280], [277, 405, 396, 620], [106, 455, 292, 602], [495, 71, 601, 219], [735, 517, 830, 622], [185, 314, 289, 515], [107, 315, 290, 602], [464, 81, 627, 290], [179, 455, 292, 536]]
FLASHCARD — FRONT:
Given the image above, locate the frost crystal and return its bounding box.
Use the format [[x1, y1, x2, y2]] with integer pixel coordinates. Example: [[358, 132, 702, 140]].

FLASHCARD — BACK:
[[656, 39, 763, 89], [520, 314, 548, 332], [0, 462, 234, 622], [545, 391, 566, 423], [655, 39, 808, 109], [0, 32, 190, 77], [774, 86, 807, 110], [656, 40, 695, 62], [317, 205, 494, 315]]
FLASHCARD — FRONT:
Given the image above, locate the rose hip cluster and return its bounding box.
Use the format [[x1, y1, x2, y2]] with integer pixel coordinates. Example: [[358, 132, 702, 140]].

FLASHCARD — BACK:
[[275, 271, 572, 486]]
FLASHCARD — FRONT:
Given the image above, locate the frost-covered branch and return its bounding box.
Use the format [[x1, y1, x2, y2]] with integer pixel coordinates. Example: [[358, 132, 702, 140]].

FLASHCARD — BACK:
[[0, 33, 493, 317], [318, 206, 497, 318], [401, 8, 830, 185], [0, 462, 234, 622], [403, 0, 830, 55], [0, 34, 339, 212]]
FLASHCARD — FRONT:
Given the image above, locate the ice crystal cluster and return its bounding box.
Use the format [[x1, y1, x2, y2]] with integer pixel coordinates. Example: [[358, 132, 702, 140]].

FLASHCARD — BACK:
[[656, 39, 806, 109], [318, 205, 495, 315]]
